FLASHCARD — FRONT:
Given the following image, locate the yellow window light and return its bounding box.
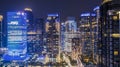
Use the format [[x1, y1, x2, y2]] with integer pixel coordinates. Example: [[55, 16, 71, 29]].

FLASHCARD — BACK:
[[114, 51, 118, 56], [104, 34, 107, 37], [0, 15, 3, 22], [117, 11, 120, 14], [113, 16, 118, 20], [111, 34, 120, 38]]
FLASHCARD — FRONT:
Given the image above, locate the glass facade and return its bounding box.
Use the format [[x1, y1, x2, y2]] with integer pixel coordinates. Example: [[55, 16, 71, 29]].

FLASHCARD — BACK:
[[3, 12, 27, 61], [79, 13, 96, 63], [100, 0, 120, 66], [45, 14, 60, 62]]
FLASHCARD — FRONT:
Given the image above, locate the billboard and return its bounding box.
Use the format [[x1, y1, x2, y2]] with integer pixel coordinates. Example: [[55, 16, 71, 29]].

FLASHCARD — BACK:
[[7, 12, 27, 56]]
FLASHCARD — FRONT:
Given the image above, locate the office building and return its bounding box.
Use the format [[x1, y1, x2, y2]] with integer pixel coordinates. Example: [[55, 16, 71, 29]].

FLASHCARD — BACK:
[[3, 11, 27, 61], [93, 6, 100, 64], [61, 22, 66, 51], [100, 0, 120, 66], [79, 13, 96, 62], [45, 14, 60, 62], [24, 8, 35, 53], [64, 17, 78, 52], [62, 17, 82, 62], [34, 18, 45, 54], [24, 8, 34, 32], [27, 29, 36, 53]]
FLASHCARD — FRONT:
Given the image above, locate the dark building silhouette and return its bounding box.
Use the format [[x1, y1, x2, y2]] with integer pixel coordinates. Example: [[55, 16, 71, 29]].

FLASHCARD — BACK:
[[100, 0, 120, 67], [24, 8, 35, 53], [24, 8, 34, 32], [34, 18, 45, 54], [1, 12, 7, 48]]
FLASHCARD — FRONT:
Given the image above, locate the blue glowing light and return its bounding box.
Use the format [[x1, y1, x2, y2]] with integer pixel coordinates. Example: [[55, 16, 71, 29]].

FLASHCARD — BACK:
[[48, 13, 59, 16], [3, 12, 27, 61], [93, 6, 100, 11], [38, 56, 45, 60], [91, 14, 96, 16], [81, 13, 90, 16], [80, 13, 96, 17]]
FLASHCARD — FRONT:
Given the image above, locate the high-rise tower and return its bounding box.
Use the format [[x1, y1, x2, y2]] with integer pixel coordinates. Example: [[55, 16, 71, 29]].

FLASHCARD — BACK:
[[64, 17, 78, 52], [34, 18, 45, 54], [79, 13, 96, 63], [3, 12, 27, 61], [24, 8, 35, 53], [93, 6, 100, 64], [45, 14, 60, 62], [24, 8, 34, 30], [100, 0, 120, 66]]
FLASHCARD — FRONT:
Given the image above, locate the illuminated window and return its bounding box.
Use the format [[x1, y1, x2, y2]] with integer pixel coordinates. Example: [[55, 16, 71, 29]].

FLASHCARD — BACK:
[[111, 34, 120, 38], [114, 51, 118, 55], [113, 16, 118, 20], [0, 15, 3, 21]]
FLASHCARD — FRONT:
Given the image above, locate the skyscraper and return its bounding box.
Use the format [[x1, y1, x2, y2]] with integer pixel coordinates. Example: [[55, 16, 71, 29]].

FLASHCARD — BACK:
[[93, 6, 100, 64], [79, 13, 96, 63], [65, 17, 77, 32], [3, 11, 27, 61], [45, 14, 60, 62], [64, 17, 78, 52], [60, 22, 66, 51], [24, 8, 34, 32], [100, 0, 120, 66], [24, 8, 35, 53], [63, 17, 82, 64], [34, 18, 45, 54]]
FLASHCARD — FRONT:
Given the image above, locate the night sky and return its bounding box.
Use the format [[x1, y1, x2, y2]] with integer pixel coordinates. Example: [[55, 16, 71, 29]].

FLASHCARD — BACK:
[[0, 0, 102, 21]]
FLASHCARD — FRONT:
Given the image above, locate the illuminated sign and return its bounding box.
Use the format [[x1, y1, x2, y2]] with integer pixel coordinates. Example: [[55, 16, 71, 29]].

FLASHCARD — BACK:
[[81, 13, 90, 16]]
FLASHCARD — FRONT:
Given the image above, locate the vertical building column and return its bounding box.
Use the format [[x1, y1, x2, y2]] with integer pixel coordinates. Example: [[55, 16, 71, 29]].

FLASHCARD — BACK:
[[0, 15, 3, 48]]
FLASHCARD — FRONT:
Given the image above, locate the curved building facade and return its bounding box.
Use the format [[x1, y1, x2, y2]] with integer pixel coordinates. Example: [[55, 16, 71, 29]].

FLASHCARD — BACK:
[[100, 0, 120, 67]]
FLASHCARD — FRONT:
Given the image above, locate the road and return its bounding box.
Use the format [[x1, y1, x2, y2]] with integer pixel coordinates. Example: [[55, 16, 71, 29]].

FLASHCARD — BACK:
[[63, 53, 84, 67], [77, 57, 84, 67]]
